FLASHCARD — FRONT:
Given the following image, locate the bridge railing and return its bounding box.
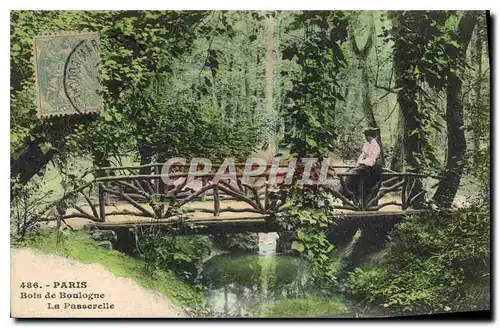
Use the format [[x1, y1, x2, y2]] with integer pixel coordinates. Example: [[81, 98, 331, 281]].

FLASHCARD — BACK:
[[93, 168, 285, 221], [66, 163, 443, 222], [332, 170, 443, 211]]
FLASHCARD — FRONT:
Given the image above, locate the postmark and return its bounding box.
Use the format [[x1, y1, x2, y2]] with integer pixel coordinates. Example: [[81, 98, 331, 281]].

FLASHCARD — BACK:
[[33, 32, 102, 118]]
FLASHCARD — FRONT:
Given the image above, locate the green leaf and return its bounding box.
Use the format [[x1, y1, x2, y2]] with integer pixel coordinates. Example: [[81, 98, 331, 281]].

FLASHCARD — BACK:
[[103, 112, 113, 122], [306, 136, 317, 147], [291, 241, 305, 253], [39, 142, 52, 155], [449, 40, 460, 48], [297, 230, 306, 240]]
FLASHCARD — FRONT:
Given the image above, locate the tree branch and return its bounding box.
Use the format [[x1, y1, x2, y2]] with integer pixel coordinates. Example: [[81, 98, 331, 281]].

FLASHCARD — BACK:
[[103, 187, 155, 218]]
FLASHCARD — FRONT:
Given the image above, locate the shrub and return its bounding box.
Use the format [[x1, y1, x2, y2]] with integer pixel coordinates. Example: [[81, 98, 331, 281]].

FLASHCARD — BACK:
[[135, 228, 213, 284], [11, 176, 55, 240], [276, 189, 342, 288], [346, 204, 490, 315]]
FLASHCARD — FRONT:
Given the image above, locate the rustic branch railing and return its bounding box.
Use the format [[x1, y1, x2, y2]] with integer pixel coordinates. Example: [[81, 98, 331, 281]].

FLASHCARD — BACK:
[[330, 170, 443, 211], [66, 163, 443, 222], [93, 171, 286, 221]]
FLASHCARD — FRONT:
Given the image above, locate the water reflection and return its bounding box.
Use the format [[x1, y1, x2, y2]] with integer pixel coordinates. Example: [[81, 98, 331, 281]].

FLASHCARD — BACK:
[[200, 233, 312, 317]]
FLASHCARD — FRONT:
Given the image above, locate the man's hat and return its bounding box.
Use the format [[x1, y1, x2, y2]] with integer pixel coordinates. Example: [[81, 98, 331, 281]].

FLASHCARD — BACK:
[[363, 127, 380, 137]]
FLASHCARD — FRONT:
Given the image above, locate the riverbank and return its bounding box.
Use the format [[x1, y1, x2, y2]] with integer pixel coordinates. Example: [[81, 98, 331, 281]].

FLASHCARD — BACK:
[[12, 230, 358, 318]]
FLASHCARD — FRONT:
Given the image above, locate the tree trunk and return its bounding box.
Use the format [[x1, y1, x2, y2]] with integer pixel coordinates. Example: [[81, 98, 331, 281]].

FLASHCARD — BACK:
[[361, 67, 377, 128], [11, 115, 96, 187], [93, 150, 112, 178], [11, 141, 56, 185], [433, 74, 467, 207], [390, 109, 404, 172], [138, 143, 153, 175], [264, 11, 277, 157], [349, 12, 385, 166], [395, 77, 425, 207], [391, 13, 425, 207], [433, 12, 478, 208], [471, 15, 483, 165]]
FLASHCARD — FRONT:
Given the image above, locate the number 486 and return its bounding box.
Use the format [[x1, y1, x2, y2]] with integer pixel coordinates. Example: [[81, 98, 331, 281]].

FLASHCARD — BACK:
[[20, 282, 39, 288]]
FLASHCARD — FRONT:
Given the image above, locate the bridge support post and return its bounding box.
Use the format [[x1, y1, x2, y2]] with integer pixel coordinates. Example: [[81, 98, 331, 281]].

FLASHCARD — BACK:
[[359, 181, 365, 210], [276, 231, 297, 254], [213, 185, 220, 216], [98, 183, 106, 222], [201, 177, 207, 201], [154, 164, 166, 195]]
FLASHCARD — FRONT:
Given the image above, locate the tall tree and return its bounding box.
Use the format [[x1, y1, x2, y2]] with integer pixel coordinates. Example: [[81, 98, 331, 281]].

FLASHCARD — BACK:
[[348, 11, 385, 166], [390, 11, 427, 206], [264, 11, 278, 157], [389, 11, 460, 207], [433, 11, 479, 207], [349, 12, 377, 128], [11, 11, 215, 185], [281, 11, 349, 158], [470, 14, 485, 165]]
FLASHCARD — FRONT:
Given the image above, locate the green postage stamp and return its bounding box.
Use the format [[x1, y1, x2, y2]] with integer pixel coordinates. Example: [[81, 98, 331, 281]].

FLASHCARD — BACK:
[[33, 32, 102, 118]]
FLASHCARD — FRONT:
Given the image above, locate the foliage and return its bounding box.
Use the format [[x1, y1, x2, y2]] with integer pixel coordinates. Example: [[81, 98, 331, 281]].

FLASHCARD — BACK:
[[463, 16, 490, 201], [135, 227, 213, 284], [276, 188, 341, 288], [64, 11, 211, 161], [386, 11, 462, 172], [346, 205, 490, 314], [126, 90, 263, 161], [466, 138, 490, 201], [10, 11, 82, 161], [10, 176, 55, 240], [11, 11, 270, 179], [18, 231, 204, 307], [331, 129, 364, 161], [280, 11, 350, 157]]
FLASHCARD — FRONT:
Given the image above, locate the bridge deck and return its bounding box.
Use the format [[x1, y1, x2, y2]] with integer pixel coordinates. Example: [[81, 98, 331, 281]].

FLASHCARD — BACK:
[[63, 201, 432, 236], [93, 209, 428, 227], [63, 195, 406, 231], [89, 208, 430, 235]]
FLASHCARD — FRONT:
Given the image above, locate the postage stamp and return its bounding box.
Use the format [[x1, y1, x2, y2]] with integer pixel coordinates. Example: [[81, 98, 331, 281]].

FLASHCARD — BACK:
[[33, 32, 102, 118]]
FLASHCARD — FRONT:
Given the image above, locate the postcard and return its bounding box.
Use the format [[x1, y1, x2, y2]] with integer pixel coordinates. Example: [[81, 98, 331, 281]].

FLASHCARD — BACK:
[[10, 10, 491, 318]]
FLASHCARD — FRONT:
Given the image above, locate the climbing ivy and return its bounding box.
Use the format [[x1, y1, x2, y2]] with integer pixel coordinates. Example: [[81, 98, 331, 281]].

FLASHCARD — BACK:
[[281, 11, 350, 157], [387, 11, 465, 172], [276, 188, 340, 288]]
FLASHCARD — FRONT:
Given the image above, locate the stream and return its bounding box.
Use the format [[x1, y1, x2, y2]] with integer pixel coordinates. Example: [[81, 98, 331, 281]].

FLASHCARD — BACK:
[[198, 233, 353, 318]]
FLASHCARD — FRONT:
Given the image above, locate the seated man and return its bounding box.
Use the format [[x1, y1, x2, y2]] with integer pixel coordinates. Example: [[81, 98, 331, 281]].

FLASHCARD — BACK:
[[342, 128, 382, 204]]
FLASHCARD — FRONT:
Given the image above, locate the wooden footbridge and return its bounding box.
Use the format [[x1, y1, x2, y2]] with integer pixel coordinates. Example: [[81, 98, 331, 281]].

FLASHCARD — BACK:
[[60, 161, 444, 236]]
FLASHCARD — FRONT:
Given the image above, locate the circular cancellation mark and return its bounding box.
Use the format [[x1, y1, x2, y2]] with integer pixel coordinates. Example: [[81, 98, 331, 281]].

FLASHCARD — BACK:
[[63, 38, 101, 114]]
